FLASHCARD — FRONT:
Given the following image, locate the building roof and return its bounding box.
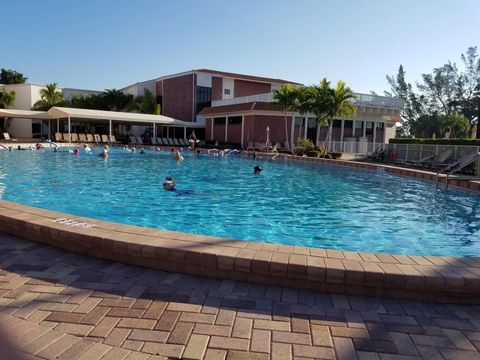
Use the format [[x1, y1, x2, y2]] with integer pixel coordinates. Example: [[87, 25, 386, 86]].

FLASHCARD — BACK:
[[198, 102, 281, 116], [193, 69, 303, 85]]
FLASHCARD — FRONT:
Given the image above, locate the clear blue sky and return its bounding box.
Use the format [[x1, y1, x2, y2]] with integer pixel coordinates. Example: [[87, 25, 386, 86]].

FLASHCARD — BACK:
[[2, 0, 479, 94]]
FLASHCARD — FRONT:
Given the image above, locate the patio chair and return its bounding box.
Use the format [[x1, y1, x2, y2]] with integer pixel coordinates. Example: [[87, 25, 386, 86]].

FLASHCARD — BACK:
[[246, 142, 255, 151], [423, 149, 453, 169], [179, 138, 188, 146], [151, 137, 158, 145], [86, 134, 94, 143], [136, 136, 144, 145], [101, 135, 109, 143], [3, 133, 18, 142], [62, 133, 71, 142], [255, 142, 267, 152], [78, 134, 87, 142], [173, 138, 180, 146], [71, 133, 79, 142], [94, 134, 101, 143], [129, 135, 138, 145], [108, 135, 119, 144], [155, 138, 164, 146], [55, 133, 63, 142]]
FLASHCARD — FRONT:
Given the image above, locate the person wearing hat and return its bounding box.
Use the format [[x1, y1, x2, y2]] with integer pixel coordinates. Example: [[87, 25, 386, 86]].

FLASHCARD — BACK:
[[254, 165, 262, 174]]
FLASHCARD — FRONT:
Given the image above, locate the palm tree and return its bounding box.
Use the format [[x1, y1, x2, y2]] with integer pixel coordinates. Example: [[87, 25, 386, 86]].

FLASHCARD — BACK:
[[32, 83, 64, 110], [325, 80, 356, 145], [306, 79, 332, 145], [102, 89, 132, 111], [0, 89, 16, 109], [127, 89, 158, 114], [273, 84, 297, 149], [293, 87, 310, 144]]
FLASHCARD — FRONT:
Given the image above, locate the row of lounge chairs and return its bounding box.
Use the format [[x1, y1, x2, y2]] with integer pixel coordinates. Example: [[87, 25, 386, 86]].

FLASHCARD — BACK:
[[55, 133, 118, 143], [359, 148, 462, 171]]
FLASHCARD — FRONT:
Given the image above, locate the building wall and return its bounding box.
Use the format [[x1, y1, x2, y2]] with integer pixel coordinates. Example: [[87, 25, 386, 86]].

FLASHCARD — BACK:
[[2, 84, 45, 138], [162, 74, 194, 122], [212, 77, 222, 101], [222, 78, 234, 100], [234, 79, 271, 98]]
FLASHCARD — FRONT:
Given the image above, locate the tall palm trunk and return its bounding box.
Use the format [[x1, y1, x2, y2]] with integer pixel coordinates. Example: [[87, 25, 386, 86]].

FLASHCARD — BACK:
[[284, 114, 290, 149]]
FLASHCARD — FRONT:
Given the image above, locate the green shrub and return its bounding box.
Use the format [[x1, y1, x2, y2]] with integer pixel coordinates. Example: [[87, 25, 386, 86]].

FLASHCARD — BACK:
[[389, 138, 480, 145], [307, 150, 321, 157]]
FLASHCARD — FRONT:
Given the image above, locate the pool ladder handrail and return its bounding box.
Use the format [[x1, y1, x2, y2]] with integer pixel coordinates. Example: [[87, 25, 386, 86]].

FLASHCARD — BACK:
[[435, 151, 480, 190]]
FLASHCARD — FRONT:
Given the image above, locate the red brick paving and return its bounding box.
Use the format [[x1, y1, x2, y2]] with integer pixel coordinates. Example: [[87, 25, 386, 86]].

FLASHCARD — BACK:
[[2, 232, 480, 359]]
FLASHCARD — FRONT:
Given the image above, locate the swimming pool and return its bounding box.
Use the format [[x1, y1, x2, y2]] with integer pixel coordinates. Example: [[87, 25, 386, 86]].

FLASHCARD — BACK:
[[1, 148, 479, 256]]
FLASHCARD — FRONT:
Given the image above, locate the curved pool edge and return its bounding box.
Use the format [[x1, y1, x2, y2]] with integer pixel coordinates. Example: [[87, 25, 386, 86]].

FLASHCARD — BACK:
[[2, 199, 480, 304]]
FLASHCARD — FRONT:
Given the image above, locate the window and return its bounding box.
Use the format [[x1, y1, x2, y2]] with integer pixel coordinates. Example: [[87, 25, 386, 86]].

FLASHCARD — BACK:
[[294, 117, 303, 126], [224, 89, 231, 95], [32, 123, 41, 134], [196, 86, 211, 114], [376, 122, 384, 130], [214, 117, 226, 125], [354, 121, 363, 129], [228, 116, 242, 125], [332, 120, 342, 128], [344, 120, 353, 128]]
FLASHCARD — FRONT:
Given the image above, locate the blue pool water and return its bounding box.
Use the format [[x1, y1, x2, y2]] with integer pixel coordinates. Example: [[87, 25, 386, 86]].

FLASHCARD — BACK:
[[1, 147, 480, 256]]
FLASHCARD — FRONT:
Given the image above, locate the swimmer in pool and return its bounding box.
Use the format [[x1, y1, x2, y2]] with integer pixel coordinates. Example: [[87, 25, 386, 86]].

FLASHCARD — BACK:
[[254, 165, 262, 174], [162, 177, 176, 191]]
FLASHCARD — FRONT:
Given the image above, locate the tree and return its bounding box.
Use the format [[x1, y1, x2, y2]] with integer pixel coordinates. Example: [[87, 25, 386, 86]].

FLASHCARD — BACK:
[[417, 63, 458, 116], [128, 89, 158, 114], [273, 84, 297, 149], [306, 79, 332, 145], [324, 80, 356, 145], [293, 87, 310, 143], [0, 89, 16, 109], [387, 65, 425, 135], [440, 113, 470, 138], [32, 83, 65, 111], [101, 89, 132, 111], [0, 68, 27, 84]]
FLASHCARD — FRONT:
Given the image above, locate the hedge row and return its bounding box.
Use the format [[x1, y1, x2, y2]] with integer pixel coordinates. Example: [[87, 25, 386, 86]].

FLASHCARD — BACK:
[[389, 138, 480, 146]]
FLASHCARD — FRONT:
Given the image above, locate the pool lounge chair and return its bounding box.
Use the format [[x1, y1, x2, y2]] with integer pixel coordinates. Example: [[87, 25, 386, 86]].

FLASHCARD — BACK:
[[94, 134, 101, 143], [109, 135, 119, 144], [55, 133, 63, 142], [3, 133, 17, 142], [136, 136, 144, 145], [246, 142, 255, 151], [62, 133, 71, 142], [129, 135, 138, 145], [86, 134, 94, 143], [71, 133, 79, 142], [101, 135, 109, 143], [173, 138, 180, 146], [423, 149, 453, 169], [151, 137, 158, 145], [78, 134, 87, 142]]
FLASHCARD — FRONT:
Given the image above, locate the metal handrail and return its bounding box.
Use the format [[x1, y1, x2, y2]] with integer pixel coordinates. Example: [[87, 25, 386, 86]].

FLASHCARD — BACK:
[[435, 151, 480, 190]]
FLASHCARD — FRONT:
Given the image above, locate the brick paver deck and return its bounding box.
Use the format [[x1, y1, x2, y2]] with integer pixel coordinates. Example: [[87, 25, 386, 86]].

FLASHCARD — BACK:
[[2, 233, 480, 359]]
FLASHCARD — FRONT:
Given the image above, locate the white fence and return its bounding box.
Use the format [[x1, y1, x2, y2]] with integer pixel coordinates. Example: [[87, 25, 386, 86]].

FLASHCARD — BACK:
[[318, 141, 387, 154], [386, 143, 480, 164]]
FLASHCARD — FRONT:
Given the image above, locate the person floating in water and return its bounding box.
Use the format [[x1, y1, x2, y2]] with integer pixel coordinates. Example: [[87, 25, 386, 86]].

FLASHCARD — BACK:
[[174, 149, 184, 161], [162, 176, 194, 195], [98, 148, 109, 159], [162, 177, 176, 191], [254, 165, 262, 174]]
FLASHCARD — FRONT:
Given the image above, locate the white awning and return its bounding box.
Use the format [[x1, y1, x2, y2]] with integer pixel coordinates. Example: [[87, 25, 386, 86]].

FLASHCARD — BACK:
[[0, 109, 51, 120], [0, 107, 204, 128]]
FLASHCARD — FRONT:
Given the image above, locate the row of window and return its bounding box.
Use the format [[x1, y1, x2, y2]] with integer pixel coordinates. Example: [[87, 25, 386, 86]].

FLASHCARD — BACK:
[[294, 117, 384, 130], [213, 116, 242, 125]]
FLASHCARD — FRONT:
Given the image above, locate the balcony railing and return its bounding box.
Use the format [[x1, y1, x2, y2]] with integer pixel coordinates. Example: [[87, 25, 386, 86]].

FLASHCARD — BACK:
[[212, 92, 404, 110]]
